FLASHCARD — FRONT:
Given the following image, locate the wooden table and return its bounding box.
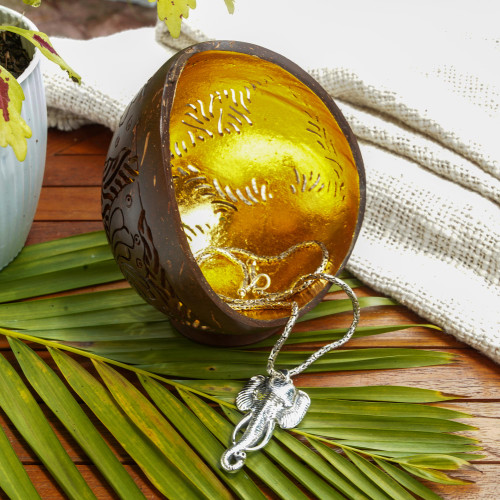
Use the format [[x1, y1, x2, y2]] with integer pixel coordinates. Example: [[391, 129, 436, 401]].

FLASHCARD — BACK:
[[2, 125, 499, 498]]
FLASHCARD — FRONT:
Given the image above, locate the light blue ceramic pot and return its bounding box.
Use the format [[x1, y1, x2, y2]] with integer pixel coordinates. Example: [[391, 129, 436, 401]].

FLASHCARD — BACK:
[[0, 6, 47, 271]]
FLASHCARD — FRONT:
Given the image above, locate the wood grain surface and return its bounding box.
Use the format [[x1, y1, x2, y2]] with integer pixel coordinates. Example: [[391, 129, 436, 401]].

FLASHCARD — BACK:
[[1, 125, 498, 499]]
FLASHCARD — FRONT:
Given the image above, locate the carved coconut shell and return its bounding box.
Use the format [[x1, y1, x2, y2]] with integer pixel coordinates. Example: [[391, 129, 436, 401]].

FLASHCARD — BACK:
[[102, 41, 365, 346]]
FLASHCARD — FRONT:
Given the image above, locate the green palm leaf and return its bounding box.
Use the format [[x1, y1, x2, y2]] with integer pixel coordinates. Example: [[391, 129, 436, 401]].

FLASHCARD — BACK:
[[50, 347, 202, 498], [274, 428, 370, 500], [8, 338, 144, 500], [311, 439, 392, 500], [180, 389, 309, 500], [344, 450, 415, 500], [401, 465, 472, 485], [222, 407, 345, 500], [0, 232, 483, 498], [0, 425, 41, 500], [140, 376, 266, 500], [93, 360, 231, 499], [0, 353, 96, 499], [375, 459, 442, 500]]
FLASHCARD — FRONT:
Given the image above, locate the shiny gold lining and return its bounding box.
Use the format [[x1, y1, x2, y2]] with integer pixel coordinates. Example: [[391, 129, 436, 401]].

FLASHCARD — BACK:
[[169, 51, 360, 320]]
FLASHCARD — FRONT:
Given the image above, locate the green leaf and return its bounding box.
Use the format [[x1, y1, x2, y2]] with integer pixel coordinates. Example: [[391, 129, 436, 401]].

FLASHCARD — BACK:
[[0, 244, 114, 283], [400, 454, 471, 470], [401, 465, 472, 485], [0, 260, 123, 303], [93, 360, 231, 500], [304, 386, 457, 403], [274, 429, 370, 500], [298, 428, 476, 445], [156, 0, 196, 38], [173, 379, 461, 406], [25, 321, 174, 342], [311, 439, 392, 500], [300, 297, 397, 322], [300, 413, 475, 433], [136, 348, 452, 378], [0, 288, 145, 323], [0, 65, 31, 161], [319, 440, 479, 455], [0, 352, 96, 499], [375, 459, 442, 500], [375, 451, 484, 461], [308, 399, 469, 418], [180, 390, 308, 500], [223, 407, 344, 500], [253, 324, 441, 347], [23, 0, 42, 6], [223, 0, 235, 14], [0, 229, 478, 499], [4, 303, 164, 330], [50, 348, 201, 499], [69, 337, 188, 355], [9, 338, 144, 500], [0, 424, 40, 500], [140, 376, 266, 500], [344, 449, 415, 500], [161, 348, 450, 377], [447, 453, 486, 461], [6, 231, 109, 266], [174, 379, 244, 401], [1, 27, 80, 83]]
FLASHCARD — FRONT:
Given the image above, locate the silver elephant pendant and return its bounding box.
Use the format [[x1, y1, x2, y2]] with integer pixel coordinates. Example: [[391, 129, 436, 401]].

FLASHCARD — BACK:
[[221, 370, 310, 472]]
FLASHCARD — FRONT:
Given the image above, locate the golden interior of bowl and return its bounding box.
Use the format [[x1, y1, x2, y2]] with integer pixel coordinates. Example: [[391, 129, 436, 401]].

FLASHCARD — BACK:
[[169, 50, 360, 320]]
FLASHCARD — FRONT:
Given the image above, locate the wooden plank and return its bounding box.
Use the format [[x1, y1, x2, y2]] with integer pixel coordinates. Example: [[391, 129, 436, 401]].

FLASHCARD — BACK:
[[35, 187, 102, 220], [440, 402, 500, 463], [46, 125, 112, 157], [44, 155, 106, 187], [26, 221, 104, 245], [421, 464, 500, 500], [55, 127, 113, 156]]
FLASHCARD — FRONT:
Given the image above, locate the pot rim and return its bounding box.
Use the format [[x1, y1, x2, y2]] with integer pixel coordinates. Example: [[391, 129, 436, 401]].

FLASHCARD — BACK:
[[158, 40, 366, 332], [0, 5, 42, 85]]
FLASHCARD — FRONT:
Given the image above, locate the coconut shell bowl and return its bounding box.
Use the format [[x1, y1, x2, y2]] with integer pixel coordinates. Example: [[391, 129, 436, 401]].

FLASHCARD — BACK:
[[101, 41, 365, 346]]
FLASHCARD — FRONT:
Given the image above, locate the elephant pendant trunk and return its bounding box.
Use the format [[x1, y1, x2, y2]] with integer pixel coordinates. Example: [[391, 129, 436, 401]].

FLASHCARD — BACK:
[[221, 371, 310, 473]]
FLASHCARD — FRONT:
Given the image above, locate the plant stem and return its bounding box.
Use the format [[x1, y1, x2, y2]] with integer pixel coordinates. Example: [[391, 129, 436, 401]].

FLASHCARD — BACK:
[[0, 327, 236, 409]]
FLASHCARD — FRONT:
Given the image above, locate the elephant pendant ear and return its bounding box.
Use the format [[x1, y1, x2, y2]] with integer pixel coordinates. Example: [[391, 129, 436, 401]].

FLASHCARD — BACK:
[[277, 389, 311, 429], [236, 375, 266, 411]]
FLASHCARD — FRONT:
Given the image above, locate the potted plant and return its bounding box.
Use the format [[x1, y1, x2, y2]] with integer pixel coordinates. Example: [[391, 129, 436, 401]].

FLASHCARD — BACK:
[[0, 0, 235, 271], [0, 2, 79, 270]]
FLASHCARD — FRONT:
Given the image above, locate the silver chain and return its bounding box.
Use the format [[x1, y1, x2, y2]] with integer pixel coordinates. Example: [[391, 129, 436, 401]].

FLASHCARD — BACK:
[[267, 273, 360, 378], [195, 241, 329, 309], [195, 244, 359, 376]]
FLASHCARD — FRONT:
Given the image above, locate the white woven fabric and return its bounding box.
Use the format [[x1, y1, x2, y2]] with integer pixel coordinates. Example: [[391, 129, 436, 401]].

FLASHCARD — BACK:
[[42, 0, 500, 362]]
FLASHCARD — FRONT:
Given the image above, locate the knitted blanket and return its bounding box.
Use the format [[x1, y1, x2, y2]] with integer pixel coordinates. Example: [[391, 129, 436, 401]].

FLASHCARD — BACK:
[[42, 0, 500, 363]]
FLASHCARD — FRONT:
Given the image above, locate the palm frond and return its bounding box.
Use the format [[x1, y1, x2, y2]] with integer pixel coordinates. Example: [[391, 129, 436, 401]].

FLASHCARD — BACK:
[[0, 232, 482, 498]]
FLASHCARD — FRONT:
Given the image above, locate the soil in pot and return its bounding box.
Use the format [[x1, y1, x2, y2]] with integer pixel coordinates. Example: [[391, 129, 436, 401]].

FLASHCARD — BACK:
[[1, 30, 30, 78]]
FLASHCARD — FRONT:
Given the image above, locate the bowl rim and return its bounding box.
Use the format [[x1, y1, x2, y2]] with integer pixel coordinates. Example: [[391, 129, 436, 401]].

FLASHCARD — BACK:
[[157, 40, 366, 334], [0, 5, 42, 85]]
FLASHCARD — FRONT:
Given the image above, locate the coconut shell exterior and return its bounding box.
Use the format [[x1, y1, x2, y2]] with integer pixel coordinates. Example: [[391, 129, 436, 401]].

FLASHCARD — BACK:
[[102, 41, 365, 346]]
